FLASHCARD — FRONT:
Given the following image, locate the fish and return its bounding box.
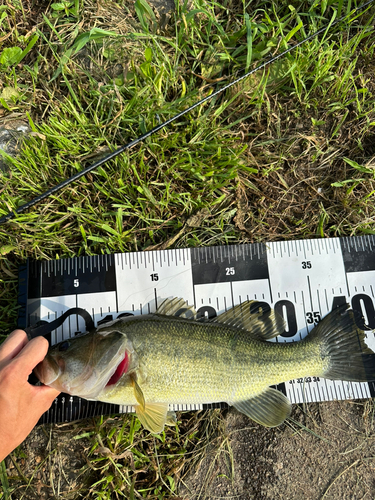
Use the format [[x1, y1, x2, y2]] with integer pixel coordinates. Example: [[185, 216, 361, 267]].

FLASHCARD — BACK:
[[34, 298, 375, 433]]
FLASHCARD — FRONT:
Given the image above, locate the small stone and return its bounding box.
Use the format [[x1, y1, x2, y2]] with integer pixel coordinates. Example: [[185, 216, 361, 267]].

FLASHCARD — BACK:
[[0, 117, 31, 172]]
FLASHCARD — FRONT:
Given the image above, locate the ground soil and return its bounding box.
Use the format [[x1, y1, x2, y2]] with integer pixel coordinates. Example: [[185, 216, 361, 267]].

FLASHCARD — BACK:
[[7, 398, 375, 499], [180, 400, 375, 500], [4, 423, 91, 499]]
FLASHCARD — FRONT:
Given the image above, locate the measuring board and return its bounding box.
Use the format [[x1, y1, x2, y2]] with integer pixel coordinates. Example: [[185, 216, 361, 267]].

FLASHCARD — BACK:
[[17, 235, 375, 424]]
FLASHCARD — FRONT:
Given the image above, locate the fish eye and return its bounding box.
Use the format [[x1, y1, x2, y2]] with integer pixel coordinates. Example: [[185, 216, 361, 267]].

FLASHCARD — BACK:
[[59, 341, 71, 352]]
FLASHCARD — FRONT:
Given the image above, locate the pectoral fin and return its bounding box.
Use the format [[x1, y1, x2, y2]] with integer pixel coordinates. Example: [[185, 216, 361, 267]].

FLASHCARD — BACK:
[[130, 373, 145, 411], [135, 402, 169, 434], [233, 388, 291, 427], [129, 374, 169, 433]]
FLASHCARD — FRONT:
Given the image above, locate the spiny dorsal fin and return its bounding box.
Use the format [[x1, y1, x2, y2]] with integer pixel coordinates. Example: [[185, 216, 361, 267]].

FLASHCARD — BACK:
[[233, 388, 291, 427], [212, 301, 285, 340], [135, 402, 169, 434], [156, 298, 197, 319]]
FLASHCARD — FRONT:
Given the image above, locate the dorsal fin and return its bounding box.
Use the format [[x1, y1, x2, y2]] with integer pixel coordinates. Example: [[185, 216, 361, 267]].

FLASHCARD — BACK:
[[212, 301, 285, 340], [156, 298, 197, 319]]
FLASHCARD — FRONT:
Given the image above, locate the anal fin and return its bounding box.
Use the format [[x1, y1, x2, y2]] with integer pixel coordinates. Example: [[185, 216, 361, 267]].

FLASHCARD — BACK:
[[233, 387, 291, 427], [135, 402, 169, 434]]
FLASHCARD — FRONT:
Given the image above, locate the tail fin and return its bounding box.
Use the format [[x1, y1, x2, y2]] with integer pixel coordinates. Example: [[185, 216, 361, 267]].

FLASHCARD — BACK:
[[306, 304, 375, 382]]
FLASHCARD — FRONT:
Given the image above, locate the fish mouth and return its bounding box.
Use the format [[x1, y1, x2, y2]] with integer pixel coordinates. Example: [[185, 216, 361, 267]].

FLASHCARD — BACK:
[[105, 351, 130, 387]]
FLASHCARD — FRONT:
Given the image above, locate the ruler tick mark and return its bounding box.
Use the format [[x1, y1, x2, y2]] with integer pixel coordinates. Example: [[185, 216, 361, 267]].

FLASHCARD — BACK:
[[307, 276, 313, 313], [316, 289, 322, 317], [369, 235, 374, 251], [301, 289, 308, 333]]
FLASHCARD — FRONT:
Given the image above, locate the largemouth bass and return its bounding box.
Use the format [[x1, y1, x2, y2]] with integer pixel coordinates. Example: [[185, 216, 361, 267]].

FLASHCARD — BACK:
[[34, 299, 374, 433]]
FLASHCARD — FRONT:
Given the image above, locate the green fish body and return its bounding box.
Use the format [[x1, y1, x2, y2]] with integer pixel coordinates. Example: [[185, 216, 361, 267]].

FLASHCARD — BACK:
[[34, 299, 374, 433]]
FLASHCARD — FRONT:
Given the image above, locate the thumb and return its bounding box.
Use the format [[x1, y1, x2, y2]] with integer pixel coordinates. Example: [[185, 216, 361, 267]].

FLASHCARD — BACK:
[[33, 384, 61, 408]]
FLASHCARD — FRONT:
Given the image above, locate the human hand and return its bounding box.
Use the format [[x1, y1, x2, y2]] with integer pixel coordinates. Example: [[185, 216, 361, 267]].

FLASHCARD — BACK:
[[0, 330, 60, 461]]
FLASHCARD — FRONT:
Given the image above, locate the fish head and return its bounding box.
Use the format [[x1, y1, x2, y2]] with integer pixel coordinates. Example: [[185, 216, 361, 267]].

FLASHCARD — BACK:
[[34, 330, 133, 399]]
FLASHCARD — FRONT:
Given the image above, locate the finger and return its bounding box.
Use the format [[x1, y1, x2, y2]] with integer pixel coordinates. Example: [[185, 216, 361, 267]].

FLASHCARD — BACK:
[[0, 330, 28, 364], [32, 385, 61, 410], [33, 384, 61, 400], [12, 336, 50, 377]]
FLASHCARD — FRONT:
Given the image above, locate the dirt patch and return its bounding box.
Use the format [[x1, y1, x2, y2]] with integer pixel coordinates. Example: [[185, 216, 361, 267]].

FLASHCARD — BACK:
[[6, 400, 375, 499], [5, 424, 91, 499], [180, 400, 375, 500]]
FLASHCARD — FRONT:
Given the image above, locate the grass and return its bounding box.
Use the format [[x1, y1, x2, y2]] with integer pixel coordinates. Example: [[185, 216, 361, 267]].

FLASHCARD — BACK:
[[0, 0, 375, 497]]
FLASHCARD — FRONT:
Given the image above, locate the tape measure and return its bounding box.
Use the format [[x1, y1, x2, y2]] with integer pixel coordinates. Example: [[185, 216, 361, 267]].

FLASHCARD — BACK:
[[18, 235, 375, 424]]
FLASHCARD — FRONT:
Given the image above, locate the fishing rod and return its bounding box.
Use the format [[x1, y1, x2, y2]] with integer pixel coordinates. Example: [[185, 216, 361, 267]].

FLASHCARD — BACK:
[[0, 0, 374, 225]]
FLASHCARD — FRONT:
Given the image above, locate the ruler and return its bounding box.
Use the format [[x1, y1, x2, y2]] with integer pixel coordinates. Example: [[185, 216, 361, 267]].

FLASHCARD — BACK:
[[18, 235, 375, 424]]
